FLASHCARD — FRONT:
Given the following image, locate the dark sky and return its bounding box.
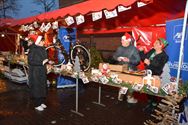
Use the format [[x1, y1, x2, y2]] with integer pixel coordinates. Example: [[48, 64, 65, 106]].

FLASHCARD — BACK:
[[13, 0, 59, 19]]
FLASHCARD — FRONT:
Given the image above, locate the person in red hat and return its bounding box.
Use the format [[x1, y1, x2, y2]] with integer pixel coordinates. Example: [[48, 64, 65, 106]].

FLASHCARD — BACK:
[[28, 35, 49, 111], [113, 32, 140, 103]]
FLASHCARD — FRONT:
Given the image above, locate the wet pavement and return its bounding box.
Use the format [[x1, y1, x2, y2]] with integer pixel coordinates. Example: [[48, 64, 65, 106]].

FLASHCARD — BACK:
[[0, 78, 151, 125]]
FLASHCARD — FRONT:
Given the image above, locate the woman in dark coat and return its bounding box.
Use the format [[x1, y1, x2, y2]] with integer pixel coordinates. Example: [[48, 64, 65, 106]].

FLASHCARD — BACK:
[[28, 36, 48, 111], [139, 38, 169, 76], [139, 38, 169, 113]]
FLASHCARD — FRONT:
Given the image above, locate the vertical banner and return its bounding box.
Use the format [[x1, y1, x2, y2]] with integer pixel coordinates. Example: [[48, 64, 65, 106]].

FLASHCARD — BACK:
[[58, 27, 77, 55], [56, 27, 77, 88], [166, 18, 188, 81]]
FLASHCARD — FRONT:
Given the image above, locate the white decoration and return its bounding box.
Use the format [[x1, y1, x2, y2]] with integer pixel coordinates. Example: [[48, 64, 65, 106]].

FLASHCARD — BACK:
[[52, 21, 58, 29], [104, 9, 118, 19], [91, 76, 99, 82], [66, 61, 73, 71], [39, 23, 46, 32], [137, 2, 147, 8], [28, 24, 34, 30], [92, 11, 102, 21], [44, 23, 51, 32], [33, 21, 39, 28], [65, 16, 74, 26], [75, 15, 85, 25], [91, 68, 101, 75], [118, 6, 131, 12], [142, 70, 155, 86], [150, 86, 159, 94], [161, 63, 171, 87], [22, 25, 29, 32], [162, 82, 177, 95], [99, 76, 109, 84], [82, 77, 89, 84], [132, 83, 144, 91], [119, 87, 128, 94]]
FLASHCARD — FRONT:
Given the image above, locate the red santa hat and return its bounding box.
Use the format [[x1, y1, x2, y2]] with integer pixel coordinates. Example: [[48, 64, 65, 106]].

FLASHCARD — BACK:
[[121, 32, 132, 42], [28, 34, 43, 45]]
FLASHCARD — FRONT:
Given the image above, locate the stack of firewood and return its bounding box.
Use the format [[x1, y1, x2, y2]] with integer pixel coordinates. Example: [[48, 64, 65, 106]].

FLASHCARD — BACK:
[[144, 94, 185, 125]]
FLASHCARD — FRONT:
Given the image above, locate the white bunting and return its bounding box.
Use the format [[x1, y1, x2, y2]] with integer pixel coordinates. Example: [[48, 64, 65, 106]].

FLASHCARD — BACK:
[[23, 25, 29, 32], [137, 2, 147, 8], [75, 15, 85, 25], [92, 11, 102, 21], [119, 87, 128, 94], [104, 9, 118, 19], [52, 21, 58, 29], [39, 23, 46, 32], [33, 21, 39, 28], [28, 24, 34, 30], [118, 6, 132, 12], [44, 22, 51, 32], [65, 16, 74, 26]]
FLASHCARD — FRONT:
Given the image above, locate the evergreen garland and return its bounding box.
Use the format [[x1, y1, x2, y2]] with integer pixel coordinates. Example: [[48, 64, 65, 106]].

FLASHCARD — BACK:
[[90, 47, 103, 69]]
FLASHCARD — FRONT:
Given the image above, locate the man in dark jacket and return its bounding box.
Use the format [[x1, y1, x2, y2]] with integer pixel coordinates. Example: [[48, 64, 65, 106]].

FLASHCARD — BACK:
[[28, 35, 48, 111], [113, 33, 140, 103], [113, 33, 140, 71]]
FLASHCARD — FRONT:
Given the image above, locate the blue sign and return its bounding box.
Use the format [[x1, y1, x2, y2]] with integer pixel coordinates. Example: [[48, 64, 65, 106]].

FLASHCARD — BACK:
[[56, 27, 77, 88], [166, 18, 188, 81]]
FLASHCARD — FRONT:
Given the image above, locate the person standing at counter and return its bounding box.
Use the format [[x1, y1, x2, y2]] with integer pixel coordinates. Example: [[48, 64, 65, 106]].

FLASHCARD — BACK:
[[139, 38, 169, 76], [28, 35, 48, 111], [139, 38, 169, 113], [113, 32, 140, 103]]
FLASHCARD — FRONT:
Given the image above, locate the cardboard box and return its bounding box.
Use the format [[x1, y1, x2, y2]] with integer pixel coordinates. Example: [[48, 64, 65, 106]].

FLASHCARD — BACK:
[[99, 63, 128, 72]]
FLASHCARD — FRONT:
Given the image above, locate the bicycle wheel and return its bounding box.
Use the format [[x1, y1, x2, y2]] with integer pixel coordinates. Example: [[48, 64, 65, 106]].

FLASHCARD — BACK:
[[70, 45, 91, 71], [46, 45, 66, 67]]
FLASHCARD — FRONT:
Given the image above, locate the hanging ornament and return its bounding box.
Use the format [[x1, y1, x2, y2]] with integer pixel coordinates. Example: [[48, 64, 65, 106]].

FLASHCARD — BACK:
[[39, 23, 46, 32], [44, 22, 51, 32], [92, 11, 102, 21], [118, 6, 131, 12], [28, 24, 34, 31], [104, 9, 118, 19], [23, 25, 29, 32], [52, 21, 58, 29], [19, 25, 25, 31], [65, 16, 74, 26], [75, 15, 85, 25], [29, 30, 36, 35], [137, 2, 147, 8], [33, 21, 39, 28]]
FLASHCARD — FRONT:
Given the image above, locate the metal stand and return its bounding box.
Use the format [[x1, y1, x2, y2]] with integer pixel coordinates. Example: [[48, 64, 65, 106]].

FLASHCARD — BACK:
[[92, 84, 106, 107], [71, 56, 84, 117]]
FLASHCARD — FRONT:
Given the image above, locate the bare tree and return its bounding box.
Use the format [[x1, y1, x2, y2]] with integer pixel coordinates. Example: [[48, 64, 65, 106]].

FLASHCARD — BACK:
[[32, 0, 57, 13], [0, 0, 21, 18]]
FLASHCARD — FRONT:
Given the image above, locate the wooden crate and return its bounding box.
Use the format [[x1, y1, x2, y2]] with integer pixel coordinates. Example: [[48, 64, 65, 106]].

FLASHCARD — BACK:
[[99, 63, 128, 72]]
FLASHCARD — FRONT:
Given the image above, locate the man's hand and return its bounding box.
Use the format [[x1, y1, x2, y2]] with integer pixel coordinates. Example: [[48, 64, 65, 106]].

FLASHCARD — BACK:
[[117, 57, 124, 61], [122, 57, 129, 62]]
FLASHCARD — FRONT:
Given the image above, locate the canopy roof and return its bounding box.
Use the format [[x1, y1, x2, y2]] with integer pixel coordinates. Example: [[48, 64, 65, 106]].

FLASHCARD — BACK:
[[0, 0, 186, 31]]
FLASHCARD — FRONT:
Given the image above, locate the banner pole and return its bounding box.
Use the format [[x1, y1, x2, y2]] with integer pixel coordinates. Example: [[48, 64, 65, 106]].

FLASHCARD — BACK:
[[176, 0, 188, 90]]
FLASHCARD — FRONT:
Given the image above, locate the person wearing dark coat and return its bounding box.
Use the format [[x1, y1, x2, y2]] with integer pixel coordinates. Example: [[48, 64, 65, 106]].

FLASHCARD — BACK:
[[28, 35, 48, 111], [139, 38, 169, 114], [113, 33, 140, 103], [139, 38, 169, 76]]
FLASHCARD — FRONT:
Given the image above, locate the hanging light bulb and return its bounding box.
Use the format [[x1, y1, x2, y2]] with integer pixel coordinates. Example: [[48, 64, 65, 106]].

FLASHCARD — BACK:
[[1, 34, 5, 37]]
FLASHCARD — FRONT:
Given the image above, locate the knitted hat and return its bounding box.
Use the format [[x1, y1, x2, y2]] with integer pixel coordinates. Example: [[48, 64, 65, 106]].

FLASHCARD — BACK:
[[28, 34, 43, 45], [158, 38, 168, 48], [121, 32, 132, 42]]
